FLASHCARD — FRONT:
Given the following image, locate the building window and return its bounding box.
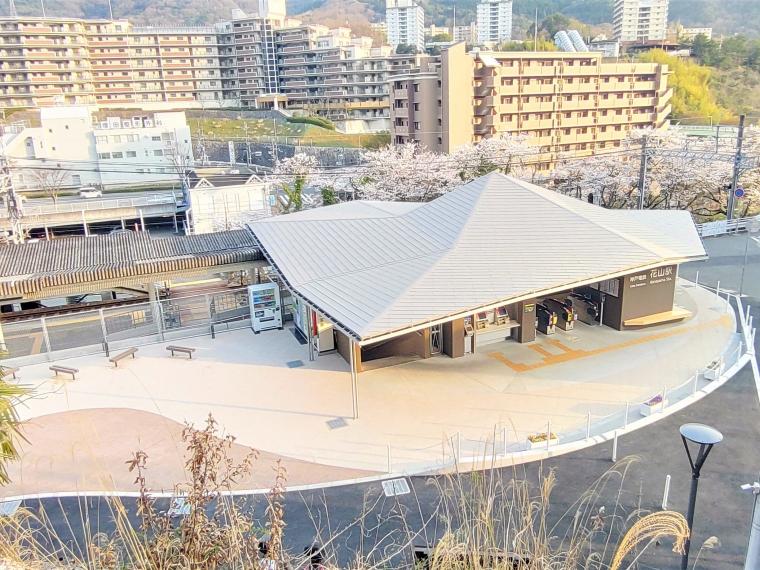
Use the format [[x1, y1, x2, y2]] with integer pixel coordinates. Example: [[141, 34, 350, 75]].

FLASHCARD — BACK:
[[153, 149, 164, 156], [98, 152, 111, 159], [126, 150, 137, 158], [112, 151, 123, 158]]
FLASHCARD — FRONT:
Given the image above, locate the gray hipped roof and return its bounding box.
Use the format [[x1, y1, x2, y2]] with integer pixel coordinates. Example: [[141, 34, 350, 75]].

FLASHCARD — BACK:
[[249, 173, 706, 342]]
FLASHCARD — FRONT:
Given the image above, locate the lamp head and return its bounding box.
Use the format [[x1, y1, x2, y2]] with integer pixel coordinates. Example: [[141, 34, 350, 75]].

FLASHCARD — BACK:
[[680, 423, 723, 446]]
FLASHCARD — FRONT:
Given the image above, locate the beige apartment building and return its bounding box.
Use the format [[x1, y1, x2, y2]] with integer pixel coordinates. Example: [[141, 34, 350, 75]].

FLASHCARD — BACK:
[[390, 43, 672, 166], [0, 17, 226, 108]]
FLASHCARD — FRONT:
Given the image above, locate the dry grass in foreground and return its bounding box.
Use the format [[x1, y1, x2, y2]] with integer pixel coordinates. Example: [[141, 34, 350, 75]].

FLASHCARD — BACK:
[[0, 415, 715, 569]]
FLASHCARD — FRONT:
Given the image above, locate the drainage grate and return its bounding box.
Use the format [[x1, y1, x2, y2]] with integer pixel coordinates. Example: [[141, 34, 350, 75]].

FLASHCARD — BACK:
[[382, 478, 411, 497], [326, 417, 348, 430], [286, 360, 304, 368]]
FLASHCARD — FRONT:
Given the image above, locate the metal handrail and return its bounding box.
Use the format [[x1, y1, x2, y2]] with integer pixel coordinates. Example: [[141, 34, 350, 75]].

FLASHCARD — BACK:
[[0, 193, 177, 218]]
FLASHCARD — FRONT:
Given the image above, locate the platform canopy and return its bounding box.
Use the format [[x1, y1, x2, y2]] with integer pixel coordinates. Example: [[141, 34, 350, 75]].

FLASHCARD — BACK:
[[0, 230, 262, 300], [249, 172, 706, 343]]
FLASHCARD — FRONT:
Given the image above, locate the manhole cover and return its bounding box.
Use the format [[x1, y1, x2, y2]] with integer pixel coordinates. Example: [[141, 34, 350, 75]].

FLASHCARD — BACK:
[[326, 417, 348, 430], [382, 478, 411, 497], [286, 360, 304, 368]]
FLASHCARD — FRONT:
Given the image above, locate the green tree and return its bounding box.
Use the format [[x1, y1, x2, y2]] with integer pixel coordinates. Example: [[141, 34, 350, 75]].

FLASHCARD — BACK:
[[638, 49, 733, 123], [395, 43, 418, 54], [0, 370, 26, 485], [430, 32, 452, 42], [320, 186, 338, 205]]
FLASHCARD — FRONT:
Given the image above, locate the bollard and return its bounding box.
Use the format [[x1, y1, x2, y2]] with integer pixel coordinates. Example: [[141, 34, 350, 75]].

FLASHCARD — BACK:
[[611, 430, 619, 462], [586, 411, 591, 440], [716, 280, 721, 299], [695, 270, 699, 287], [456, 432, 461, 463], [624, 402, 630, 429], [503, 426, 508, 456], [662, 474, 671, 509], [387, 443, 392, 473], [546, 419, 552, 451], [661, 384, 667, 412], [693, 371, 699, 394]]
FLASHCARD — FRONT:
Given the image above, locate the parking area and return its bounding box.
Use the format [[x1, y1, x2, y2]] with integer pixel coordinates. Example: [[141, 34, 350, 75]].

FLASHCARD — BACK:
[[4, 281, 736, 494]]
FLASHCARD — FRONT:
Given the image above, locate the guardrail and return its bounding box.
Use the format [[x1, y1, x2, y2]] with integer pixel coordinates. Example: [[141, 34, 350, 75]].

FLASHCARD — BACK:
[[7, 193, 178, 218], [696, 215, 760, 237]]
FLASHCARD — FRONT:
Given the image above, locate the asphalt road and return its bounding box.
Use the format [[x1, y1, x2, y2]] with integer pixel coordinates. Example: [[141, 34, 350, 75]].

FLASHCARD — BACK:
[[9, 233, 760, 569]]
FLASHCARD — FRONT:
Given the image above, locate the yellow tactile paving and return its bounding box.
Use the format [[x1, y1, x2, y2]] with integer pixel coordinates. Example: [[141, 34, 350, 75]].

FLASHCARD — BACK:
[[488, 314, 733, 373]]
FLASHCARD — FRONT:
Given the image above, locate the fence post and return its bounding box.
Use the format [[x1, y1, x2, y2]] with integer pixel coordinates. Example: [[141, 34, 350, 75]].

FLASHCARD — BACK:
[[387, 443, 392, 473], [546, 419, 551, 451], [99, 309, 109, 357], [716, 280, 721, 299], [40, 317, 52, 361], [586, 411, 591, 440], [662, 474, 671, 509], [154, 300, 166, 342], [503, 426, 508, 456], [693, 370, 699, 394], [661, 384, 667, 412], [456, 432, 461, 463], [611, 430, 619, 462], [695, 270, 699, 287], [624, 402, 630, 429]]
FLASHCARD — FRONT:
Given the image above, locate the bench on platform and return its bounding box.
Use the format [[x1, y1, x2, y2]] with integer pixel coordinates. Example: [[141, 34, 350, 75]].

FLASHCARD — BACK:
[[166, 345, 195, 359], [109, 347, 137, 367], [0, 366, 19, 380], [50, 365, 79, 380]]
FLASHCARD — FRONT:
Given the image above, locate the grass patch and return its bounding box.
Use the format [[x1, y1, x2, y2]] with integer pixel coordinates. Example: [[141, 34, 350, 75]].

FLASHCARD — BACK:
[[189, 117, 390, 148]]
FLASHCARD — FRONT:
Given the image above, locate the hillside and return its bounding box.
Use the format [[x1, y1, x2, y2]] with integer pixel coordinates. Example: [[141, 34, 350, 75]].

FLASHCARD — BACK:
[[3, 0, 758, 37]]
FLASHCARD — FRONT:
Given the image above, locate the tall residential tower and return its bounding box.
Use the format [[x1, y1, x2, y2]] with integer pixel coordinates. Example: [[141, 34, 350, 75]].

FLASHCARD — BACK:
[[476, 0, 513, 45], [613, 0, 669, 42], [385, 0, 425, 52]]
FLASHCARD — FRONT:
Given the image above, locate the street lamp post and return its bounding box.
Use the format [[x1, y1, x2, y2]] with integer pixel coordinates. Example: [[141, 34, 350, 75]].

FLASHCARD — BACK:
[[680, 423, 723, 570]]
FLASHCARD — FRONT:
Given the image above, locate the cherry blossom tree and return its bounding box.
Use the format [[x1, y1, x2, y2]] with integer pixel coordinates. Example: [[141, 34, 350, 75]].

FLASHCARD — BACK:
[[452, 134, 539, 182], [353, 143, 461, 201], [273, 153, 320, 213]]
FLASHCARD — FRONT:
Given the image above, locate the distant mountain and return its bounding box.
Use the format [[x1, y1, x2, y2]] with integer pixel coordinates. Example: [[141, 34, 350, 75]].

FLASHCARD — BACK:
[[3, 0, 758, 38]]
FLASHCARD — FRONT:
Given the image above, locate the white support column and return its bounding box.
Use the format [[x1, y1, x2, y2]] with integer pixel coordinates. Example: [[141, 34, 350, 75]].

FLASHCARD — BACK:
[[139, 209, 146, 233], [306, 306, 315, 361], [81, 211, 89, 237], [40, 317, 52, 360], [98, 308, 109, 356], [349, 338, 358, 420]]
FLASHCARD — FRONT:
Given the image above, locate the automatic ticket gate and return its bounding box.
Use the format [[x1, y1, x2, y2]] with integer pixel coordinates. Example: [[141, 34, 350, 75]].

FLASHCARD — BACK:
[[536, 304, 557, 335], [569, 293, 600, 325], [542, 298, 577, 331]]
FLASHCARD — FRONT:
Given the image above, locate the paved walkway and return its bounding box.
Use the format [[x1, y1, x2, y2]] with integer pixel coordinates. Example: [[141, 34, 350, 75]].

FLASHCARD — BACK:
[[8, 282, 734, 491]]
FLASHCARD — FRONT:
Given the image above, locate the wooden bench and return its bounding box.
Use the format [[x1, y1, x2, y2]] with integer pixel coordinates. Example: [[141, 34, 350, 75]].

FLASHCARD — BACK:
[[50, 365, 79, 380], [0, 366, 19, 380], [166, 345, 195, 359], [109, 347, 137, 368]]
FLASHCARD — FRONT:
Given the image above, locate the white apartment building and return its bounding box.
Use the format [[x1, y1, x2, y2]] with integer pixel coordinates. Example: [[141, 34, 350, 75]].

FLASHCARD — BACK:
[[679, 26, 712, 41], [453, 23, 478, 44], [2, 106, 193, 191], [613, 0, 669, 43], [476, 0, 513, 45], [386, 0, 425, 52]]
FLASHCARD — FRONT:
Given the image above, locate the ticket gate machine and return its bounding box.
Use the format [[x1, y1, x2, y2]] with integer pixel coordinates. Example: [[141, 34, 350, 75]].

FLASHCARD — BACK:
[[542, 298, 577, 331], [568, 293, 600, 325], [536, 303, 557, 335]]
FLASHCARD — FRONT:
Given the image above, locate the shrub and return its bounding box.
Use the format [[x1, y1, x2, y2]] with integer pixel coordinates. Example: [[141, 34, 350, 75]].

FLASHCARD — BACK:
[[286, 115, 336, 130]]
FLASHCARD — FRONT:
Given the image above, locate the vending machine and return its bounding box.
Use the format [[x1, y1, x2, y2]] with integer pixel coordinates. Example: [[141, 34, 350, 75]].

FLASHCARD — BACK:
[[248, 283, 282, 333]]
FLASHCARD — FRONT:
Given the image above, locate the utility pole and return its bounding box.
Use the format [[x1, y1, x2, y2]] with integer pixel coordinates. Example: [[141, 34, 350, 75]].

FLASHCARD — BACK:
[[0, 153, 24, 243], [637, 136, 649, 210], [741, 478, 760, 570], [727, 113, 746, 221]]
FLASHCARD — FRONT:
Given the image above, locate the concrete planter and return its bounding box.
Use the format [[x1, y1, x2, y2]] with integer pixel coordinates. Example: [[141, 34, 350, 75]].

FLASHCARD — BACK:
[[640, 398, 668, 416], [704, 361, 724, 381], [527, 434, 559, 449]]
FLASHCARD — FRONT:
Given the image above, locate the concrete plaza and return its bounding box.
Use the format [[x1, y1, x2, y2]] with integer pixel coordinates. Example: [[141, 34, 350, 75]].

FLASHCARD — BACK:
[[6, 281, 735, 494]]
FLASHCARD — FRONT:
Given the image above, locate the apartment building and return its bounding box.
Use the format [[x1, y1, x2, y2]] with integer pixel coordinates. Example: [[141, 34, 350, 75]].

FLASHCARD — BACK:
[[2, 105, 192, 190], [386, 0, 425, 52], [476, 0, 513, 45], [390, 44, 672, 167], [613, 0, 669, 43], [453, 23, 478, 45], [0, 16, 227, 109]]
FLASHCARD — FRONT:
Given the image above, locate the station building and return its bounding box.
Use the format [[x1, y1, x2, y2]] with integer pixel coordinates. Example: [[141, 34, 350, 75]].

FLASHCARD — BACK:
[[248, 172, 706, 373]]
